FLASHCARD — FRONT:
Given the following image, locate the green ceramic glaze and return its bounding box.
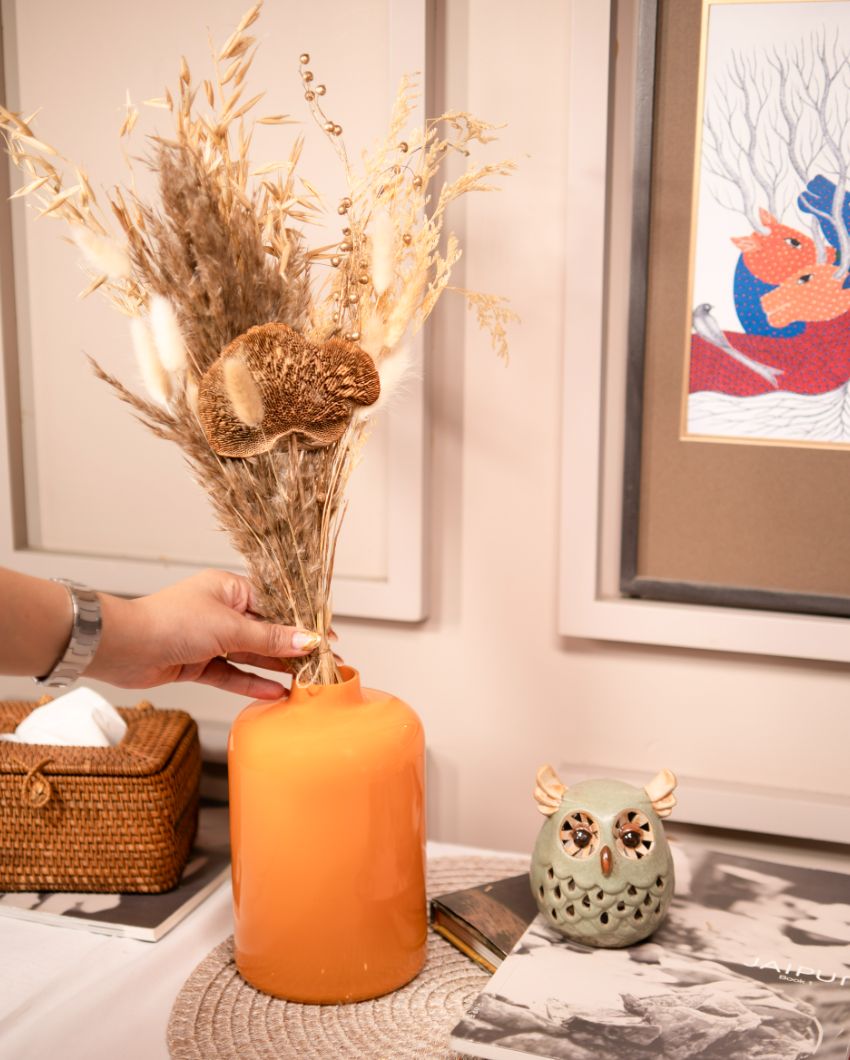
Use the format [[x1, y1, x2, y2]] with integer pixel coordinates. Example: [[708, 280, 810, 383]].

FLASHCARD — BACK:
[[530, 777, 675, 948]]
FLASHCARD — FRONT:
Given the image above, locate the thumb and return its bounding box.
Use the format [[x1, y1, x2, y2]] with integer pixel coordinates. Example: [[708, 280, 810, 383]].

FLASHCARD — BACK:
[[225, 616, 322, 659]]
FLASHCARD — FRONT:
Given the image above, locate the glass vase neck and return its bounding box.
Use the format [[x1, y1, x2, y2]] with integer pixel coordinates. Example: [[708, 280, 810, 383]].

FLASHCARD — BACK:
[[287, 665, 363, 706]]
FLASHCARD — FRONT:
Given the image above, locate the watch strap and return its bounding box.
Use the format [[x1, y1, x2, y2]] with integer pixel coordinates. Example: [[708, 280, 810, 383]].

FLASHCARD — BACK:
[[34, 580, 103, 688]]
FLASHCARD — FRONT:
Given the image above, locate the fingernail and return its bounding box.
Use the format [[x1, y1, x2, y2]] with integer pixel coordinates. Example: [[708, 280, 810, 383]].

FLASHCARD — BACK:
[[292, 630, 321, 651]]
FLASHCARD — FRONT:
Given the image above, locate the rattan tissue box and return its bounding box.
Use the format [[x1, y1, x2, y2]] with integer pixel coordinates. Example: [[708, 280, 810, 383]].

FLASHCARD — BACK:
[[0, 698, 201, 893]]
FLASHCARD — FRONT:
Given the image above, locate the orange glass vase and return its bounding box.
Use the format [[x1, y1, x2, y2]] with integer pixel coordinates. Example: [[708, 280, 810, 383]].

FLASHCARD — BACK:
[[227, 666, 426, 1003]]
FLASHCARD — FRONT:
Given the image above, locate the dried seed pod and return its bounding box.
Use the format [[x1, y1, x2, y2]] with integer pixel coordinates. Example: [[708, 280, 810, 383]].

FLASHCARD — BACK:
[[197, 322, 380, 456]]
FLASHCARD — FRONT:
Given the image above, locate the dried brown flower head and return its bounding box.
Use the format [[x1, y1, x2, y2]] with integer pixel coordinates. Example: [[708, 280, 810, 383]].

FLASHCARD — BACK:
[[198, 323, 380, 457]]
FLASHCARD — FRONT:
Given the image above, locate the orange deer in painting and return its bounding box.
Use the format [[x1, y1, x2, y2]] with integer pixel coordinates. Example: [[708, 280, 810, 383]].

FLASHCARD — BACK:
[[732, 208, 834, 284], [761, 264, 850, 329]]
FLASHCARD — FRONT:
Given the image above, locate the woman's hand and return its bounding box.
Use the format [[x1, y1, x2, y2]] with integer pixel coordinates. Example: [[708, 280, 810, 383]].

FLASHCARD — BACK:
[[87, 569, 320, 700]]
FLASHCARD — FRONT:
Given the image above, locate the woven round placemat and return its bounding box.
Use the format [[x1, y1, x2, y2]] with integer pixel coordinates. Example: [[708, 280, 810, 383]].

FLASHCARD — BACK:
[[167, 854, 530, 1059]]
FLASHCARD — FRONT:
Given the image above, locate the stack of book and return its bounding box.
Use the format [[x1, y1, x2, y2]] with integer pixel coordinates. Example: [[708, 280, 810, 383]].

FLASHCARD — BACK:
[[433, 841, 850, 1059]]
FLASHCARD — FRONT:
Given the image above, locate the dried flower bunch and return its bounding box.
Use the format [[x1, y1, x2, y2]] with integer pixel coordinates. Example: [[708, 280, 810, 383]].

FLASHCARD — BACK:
[[0, 3, 516, 685]]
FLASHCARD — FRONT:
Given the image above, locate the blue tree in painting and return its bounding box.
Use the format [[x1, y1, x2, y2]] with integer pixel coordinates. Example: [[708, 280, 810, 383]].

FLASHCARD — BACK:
[[798, 175, 850, 270]]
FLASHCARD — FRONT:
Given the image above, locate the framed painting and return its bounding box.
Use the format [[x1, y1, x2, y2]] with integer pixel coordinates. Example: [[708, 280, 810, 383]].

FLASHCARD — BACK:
[[620, 0, 850, 617]]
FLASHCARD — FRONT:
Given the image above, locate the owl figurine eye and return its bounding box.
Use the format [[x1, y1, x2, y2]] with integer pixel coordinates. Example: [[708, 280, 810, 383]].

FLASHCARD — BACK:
[[559, 811, 600, 858], [614, 809, 654, 860]]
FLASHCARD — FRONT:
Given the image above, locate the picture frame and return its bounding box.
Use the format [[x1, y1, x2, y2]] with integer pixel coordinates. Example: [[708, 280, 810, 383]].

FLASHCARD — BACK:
[[558, 0, 850, 667], [620, 0, 850, 619]]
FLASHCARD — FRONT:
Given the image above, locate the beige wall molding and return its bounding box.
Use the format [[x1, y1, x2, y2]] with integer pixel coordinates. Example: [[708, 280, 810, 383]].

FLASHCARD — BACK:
[[558, 760, 848, 847]]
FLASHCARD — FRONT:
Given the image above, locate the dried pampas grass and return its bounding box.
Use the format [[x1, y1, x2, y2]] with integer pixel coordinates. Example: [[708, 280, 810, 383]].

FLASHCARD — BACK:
[[130, 318, 171, 405], [73, 229, 131, 281], [149, 296, 187, 373], [369, 209, 395, 297], [357, 344, 415, 421], [0, 2, 516, 685]]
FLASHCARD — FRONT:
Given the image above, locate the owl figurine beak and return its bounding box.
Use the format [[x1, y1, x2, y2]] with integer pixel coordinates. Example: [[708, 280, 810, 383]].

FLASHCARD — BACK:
[[600, 845, 613, 877]]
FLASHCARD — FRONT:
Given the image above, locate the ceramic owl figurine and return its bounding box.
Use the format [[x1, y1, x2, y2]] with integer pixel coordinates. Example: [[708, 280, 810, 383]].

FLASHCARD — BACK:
[[530, 765, 677, 948]]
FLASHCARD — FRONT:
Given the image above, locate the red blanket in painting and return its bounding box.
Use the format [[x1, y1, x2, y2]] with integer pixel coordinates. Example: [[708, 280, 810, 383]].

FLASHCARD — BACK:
[[688, 312, 850, 396]]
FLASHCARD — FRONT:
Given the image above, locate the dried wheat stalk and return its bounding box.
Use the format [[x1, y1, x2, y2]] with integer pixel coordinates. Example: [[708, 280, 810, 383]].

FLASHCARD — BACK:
[[0, 2, 516, 685]]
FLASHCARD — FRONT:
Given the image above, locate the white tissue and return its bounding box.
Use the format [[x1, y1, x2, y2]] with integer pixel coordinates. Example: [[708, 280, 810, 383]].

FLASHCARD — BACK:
[[0, 687, 127, 747]]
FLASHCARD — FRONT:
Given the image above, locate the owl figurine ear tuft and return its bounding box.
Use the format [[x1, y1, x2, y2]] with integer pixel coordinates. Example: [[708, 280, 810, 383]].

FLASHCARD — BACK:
[[533, 764, 567, 816], [644, 768, 678, 818]]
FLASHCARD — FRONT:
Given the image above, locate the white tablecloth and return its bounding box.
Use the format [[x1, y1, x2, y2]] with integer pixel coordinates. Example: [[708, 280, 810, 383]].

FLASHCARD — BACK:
[[0, 842, 479, 1060]]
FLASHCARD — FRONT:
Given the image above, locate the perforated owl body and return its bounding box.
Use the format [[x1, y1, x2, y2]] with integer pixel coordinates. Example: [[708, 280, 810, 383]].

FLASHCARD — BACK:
[[530, 771, 676, 948]]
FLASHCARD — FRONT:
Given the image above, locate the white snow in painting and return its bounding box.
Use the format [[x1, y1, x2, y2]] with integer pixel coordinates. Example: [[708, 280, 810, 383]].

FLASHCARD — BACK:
[[688, 382, 850, 442]]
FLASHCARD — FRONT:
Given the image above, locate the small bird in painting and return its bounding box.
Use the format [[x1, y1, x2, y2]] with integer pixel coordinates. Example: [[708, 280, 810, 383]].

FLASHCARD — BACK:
[[692, 304, 784, 389]]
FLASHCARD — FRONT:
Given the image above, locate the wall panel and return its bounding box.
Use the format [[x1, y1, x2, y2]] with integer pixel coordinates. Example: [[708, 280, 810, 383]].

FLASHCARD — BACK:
[[0, 0, 426, 619]]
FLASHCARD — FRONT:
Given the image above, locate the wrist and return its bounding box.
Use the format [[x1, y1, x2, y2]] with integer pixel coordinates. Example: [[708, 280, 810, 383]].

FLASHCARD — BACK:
[[84, 592, 140, 686]]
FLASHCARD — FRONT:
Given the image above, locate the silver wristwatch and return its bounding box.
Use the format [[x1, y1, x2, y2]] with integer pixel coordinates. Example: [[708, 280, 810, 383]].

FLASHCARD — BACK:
[[35, 579, 103, 688]]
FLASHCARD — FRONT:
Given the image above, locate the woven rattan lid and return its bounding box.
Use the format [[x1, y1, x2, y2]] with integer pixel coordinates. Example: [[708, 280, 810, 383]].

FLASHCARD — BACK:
[[167, 854, 530, 1059], [0, 700, 195, 777]]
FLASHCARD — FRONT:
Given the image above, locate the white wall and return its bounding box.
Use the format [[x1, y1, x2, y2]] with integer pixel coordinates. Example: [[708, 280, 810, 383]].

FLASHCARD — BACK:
[[2, 1, 848, 853]]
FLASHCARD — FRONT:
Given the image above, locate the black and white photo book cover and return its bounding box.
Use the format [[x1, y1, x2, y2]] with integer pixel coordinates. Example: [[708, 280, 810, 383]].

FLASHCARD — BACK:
[[450, 842, 850, 1059]]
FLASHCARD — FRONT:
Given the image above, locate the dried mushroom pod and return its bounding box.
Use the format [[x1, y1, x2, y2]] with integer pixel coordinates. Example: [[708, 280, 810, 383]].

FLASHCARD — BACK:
[[197, 323, 380, 457]]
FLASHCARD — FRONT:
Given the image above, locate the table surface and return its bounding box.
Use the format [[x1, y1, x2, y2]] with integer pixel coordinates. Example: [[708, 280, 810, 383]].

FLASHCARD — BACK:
[[2, 830, 847, 1060], [0, 841, 486, 1060]]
